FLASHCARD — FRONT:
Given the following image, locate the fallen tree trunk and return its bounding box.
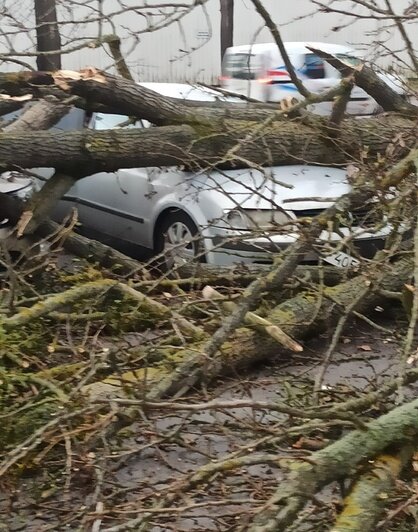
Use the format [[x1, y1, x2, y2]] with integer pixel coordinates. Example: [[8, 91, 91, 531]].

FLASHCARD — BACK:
[[247, 400, 418, 532], [37, 219, 144, 275], [144, 248, 412, 400], [36, 219, 346, 285], [4, 98, 71, 133], [1, 68, 416, 126], [81, 242, 412, 404], [0, 68, 416, 176], [177, 262, 351, 286], [310, 46, 417, 116], [0, 113, 415, 174], [330, 447, 413, 532]]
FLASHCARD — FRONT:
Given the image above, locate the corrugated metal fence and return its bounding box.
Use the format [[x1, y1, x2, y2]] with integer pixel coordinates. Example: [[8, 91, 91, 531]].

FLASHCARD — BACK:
[[0, 0, 416, 82]]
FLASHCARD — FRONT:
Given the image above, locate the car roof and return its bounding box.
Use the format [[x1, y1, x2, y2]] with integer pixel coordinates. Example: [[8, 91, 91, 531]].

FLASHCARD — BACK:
[[226, 41, 357, 56], [139, 82, 240, 102]]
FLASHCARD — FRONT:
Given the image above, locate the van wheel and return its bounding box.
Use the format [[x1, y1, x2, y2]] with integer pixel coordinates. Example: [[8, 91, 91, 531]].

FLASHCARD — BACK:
[[154, 211, 205, 271]]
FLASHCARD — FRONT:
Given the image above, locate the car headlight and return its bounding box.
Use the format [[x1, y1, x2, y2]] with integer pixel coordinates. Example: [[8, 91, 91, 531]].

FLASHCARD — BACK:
[[225, 208, 291, 231]]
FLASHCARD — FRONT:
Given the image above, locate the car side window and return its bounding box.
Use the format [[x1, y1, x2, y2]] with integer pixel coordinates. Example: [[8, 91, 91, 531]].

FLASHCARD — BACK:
[[90, 113, 144, 130], [303, 54, 325, 79]]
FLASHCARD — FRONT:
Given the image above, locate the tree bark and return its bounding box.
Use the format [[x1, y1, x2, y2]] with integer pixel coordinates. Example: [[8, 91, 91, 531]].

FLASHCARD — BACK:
[[331, 447, 413, 532], [34, 0, 61, 71], [0, 70, 283, 125], [248, 399, 418, 531], [4, 98, 70, 133], [0, 113, 415, 175], [2, 68, 416, 127], [309, 46, 417, 116], [220, 0, 234, 61]]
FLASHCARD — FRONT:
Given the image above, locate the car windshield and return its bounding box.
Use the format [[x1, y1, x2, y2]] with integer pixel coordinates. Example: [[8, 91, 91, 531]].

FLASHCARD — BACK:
[[93, 114, 143, 130], [2, 107, 86, 130]]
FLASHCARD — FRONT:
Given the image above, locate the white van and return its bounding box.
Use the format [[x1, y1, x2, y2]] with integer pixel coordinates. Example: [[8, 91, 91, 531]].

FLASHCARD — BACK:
[[220, 42, 403, 115]]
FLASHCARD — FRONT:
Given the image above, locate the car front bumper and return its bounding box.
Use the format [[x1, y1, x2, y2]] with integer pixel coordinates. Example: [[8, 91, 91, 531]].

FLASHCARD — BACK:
[[206, 233, 386, 266]]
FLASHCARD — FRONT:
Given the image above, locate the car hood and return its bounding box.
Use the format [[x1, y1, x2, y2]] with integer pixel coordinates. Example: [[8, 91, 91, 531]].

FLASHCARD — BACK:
[[140, 82, 242, 102], [0, 172, 32, 194], [191, 165, 350, 212]]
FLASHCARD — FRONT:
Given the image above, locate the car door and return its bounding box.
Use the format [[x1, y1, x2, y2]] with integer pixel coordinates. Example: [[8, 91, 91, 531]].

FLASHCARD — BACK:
[[75, 114, 155, 249]]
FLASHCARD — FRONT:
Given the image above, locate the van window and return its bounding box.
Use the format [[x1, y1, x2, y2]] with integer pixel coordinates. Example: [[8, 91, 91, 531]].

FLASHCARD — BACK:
[[303, 54, 325, 79], [222, 53, 263, 80]]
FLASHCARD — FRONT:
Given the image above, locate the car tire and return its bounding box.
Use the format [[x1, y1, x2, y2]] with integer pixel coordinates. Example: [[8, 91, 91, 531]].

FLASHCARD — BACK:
[[154, 211, 205, 271]]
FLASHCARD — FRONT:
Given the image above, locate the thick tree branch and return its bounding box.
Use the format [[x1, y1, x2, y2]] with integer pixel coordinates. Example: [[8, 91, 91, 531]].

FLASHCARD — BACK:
[[0, 70, 284, 125], [308, 46, 418, 116], [102, 34, 135, 82], [248, 399, 418, 531], [22, 172, 78, 234], [3, 97, 72, 133], [0, 114, 415, 175], [331, 447, 413, 532]]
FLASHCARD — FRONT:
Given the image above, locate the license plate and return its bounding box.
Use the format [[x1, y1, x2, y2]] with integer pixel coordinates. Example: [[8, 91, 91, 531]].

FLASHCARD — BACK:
[[324, 251, 360, 269]]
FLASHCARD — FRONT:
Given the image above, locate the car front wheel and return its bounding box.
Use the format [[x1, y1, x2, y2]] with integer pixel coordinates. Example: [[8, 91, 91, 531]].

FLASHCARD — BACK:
[[154, 211, 205, 271]]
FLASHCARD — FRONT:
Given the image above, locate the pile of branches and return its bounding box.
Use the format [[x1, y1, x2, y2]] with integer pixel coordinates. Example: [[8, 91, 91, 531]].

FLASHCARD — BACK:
[[0, 12, 417, 528], [0, 205, 418, 529]]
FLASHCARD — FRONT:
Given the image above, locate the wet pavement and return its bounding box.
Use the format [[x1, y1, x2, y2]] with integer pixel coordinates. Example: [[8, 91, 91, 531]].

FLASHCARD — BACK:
[[1, 308, 416, 531]]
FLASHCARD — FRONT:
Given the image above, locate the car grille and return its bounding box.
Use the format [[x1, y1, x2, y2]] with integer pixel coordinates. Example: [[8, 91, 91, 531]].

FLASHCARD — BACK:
[[293, 207, 381, 228]]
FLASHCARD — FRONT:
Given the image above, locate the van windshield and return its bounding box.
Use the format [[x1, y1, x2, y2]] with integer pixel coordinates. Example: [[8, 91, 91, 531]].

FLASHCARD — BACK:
[[222, 53, 263, 80]]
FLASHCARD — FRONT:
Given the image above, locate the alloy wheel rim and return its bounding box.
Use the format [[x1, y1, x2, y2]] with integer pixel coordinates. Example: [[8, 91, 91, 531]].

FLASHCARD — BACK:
[[163, 221, 195, 267]]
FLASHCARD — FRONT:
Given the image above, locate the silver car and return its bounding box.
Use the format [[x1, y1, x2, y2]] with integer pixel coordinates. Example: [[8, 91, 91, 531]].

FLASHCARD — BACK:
[[61, 152, 386, 268], [7, 83, 388, 268], [0, 174, 33, 235]]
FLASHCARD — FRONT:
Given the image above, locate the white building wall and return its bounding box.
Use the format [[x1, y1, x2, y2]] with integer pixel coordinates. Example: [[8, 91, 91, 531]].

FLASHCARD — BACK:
[[63, 0, 222, 83], [0, 0, 416, 82]]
